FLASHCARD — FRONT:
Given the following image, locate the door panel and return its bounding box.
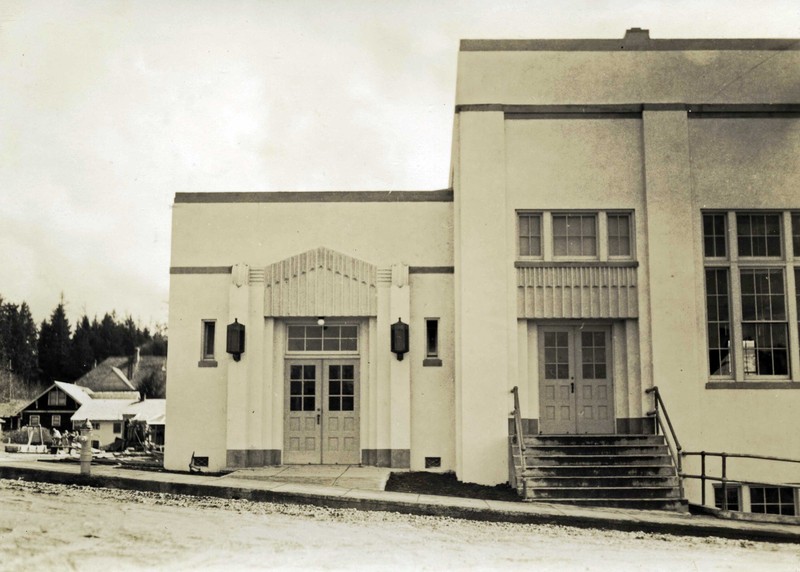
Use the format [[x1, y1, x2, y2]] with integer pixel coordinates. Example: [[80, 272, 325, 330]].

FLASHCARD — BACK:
[[284, 361, 321, 464], [539, 326, 615, 435], [284, 359, 360, 464]]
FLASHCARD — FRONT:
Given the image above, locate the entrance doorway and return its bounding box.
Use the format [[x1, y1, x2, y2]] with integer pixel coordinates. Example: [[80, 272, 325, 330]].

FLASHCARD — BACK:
[[283, 359, 360, 464], [538, 326, 614, 434]]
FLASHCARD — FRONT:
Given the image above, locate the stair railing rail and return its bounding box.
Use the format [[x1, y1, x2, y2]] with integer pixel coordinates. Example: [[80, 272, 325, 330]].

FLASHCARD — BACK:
[[681, 451, 800, 510], [510, 386, 526, 476], [644, 386, 683, 498]]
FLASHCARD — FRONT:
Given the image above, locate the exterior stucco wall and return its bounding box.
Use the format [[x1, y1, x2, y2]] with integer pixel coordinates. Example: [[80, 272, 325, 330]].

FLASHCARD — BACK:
[[409, 273, 455, 471], [165, 273, 230, 471]]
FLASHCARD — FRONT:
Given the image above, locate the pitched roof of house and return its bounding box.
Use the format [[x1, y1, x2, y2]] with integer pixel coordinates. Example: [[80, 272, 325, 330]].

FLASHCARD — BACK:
[[74, 357, 137, 392], [53, 381, 94, 405], [130, 356, 167, 388], [72, 399, 136, 422], [0, 399, 27, 418], [92, 391, 141, 400], [126, 398, 166, 425]]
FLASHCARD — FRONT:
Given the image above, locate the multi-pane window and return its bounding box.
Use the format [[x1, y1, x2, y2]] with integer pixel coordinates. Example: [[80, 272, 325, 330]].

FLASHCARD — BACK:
[[739, 269, 788, 375], [713, 484, 741, 511], [750, 486, 796, 516], [544, 332, 570, 379], [793, 213, 800, 255], [703, 213, 727, 258], [328, 365, 355, 412], [202, 320, 216, 360], [289, 364, 316, 411], [51, 414, 61, 427], [607, 213, 632, 257], [553, 214, 597, 257], [705, 269, 732, 376], [581, 332, 607, 379], [737, 213, 782, 257], [703, 211, 797, 380], [287, 325, 358, 352], [48, 390, 66, 406], [517, 211, 633, 260], [29, 414, 40, 426], [519, 213, 542, 257]]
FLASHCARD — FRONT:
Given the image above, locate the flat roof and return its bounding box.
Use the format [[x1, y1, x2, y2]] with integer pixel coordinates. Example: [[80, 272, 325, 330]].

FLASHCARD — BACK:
[[174, 190, 454, 204]]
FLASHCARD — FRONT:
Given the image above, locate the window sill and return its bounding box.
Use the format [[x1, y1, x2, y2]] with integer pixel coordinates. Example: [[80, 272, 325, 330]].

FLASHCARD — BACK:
[[198, 360, 218, 368], [705, 381, 800, 390], [515, 260, 638, 268], [423, 358, 443, 367]]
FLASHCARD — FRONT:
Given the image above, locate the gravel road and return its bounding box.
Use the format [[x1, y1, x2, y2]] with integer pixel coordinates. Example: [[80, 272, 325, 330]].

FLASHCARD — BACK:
[[1, 479, 798, 571]]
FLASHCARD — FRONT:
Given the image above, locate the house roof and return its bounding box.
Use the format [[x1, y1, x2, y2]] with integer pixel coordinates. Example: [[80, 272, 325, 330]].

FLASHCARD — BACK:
[[92, 391, 141, 400], [0, 399, 28, 418], [75, 357, 137, 392], [130, 356, 167, 388], [52, 382, 93, 405], [127, 399, 166, 425], [71, 399, 136, 422]]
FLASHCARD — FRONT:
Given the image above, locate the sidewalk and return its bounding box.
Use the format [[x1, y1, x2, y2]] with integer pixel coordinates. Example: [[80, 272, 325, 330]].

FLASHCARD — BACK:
[[0, 455, 798, 544]]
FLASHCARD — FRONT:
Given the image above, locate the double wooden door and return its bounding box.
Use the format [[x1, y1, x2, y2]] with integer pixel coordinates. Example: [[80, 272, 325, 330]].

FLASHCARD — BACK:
[[539, 327, 614, 434], [283, 359, 360, 464]]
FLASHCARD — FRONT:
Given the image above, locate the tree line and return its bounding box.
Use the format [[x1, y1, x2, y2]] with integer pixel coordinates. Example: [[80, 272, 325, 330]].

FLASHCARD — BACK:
[[0, 294, 166, 402]]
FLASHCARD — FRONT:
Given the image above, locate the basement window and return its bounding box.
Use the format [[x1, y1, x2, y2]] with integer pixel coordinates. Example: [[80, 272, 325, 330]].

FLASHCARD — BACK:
[[750, 486, 796, 516], [713, 484, 742, 511], [425, 457, 441, 468]]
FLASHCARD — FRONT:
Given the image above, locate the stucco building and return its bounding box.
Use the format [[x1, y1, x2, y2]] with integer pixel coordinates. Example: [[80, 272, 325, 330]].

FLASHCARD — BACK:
[[166, 29, 799, 511]]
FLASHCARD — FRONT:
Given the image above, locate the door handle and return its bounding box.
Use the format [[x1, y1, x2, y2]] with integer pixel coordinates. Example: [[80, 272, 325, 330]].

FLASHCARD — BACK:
[[571, 382, 574, 394], [316, 408, 321, 425]]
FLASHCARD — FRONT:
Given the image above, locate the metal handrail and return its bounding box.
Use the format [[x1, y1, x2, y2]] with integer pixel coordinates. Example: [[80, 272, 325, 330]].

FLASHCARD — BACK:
[[682, 450, 800, 509], [510, 386, 526, 475], [644, 386, 683, 498]]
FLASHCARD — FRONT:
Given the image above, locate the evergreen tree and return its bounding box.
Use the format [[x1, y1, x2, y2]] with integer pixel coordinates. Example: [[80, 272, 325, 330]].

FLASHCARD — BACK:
[[37, 302, 72, 383], [70, 315, 95, 378]]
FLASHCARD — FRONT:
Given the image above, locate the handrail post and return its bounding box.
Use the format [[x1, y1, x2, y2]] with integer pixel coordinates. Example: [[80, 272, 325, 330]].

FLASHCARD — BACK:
[[700, 451, 706, 506], [653, 388, 660, 435], [721, 453, 728, 511]]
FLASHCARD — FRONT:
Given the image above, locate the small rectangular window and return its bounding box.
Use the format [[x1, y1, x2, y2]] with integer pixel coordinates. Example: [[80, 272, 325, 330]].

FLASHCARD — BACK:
[[736, 213, 782, 257], [713, 484, 741, 511], [51, 415, 61, 427], [202, 320, 216, 360], [750, 486, 796, 516], [29, 414, 40, 426], [607, 213, 632, 257], [113, 422, 122, 433], [518, 213, 542, 257], [426, 319, 439, 358], [553, 214, 597, 257], [703, 213, 727, 258]]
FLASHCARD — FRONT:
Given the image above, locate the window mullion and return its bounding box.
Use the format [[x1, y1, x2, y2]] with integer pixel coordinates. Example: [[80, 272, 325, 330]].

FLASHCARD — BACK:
[[542, 213, 553, 261], [730, 264, 745, 381], [598, 212, 609, 261]]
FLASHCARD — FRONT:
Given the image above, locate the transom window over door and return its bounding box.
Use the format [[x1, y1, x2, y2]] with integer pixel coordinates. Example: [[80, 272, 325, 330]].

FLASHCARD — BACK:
[[702, 211, 799, 381], [287, 325, 358, 352]]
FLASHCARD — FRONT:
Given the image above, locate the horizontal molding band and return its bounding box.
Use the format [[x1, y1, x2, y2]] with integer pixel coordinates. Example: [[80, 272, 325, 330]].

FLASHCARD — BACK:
[[456, 104, 800, 117], [175, 190, 454, 204], [408, 266, 455, 274], [460, 38, 800, 52], [705, 382, 800, 390], [515, 261, 639, 268], [170, 266, 232, 274]]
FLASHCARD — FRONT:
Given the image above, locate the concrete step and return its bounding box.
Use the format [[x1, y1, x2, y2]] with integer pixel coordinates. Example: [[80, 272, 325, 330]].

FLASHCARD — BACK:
[[522, 464, 677, 478], [522, 453, 672, 466], [524, 497, 689, 512], [524, 475, 680, 488], [525, 435, 664, 446], [524, 444, 669, 456], [525, 485, 681, 500]]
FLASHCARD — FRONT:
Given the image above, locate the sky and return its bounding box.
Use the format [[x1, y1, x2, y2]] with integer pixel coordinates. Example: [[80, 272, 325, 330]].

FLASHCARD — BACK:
[[1, 0, 798, 330]]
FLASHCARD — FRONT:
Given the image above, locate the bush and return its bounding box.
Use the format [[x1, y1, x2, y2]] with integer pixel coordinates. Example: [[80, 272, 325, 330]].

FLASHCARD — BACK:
[[4, 426, 54, 445]]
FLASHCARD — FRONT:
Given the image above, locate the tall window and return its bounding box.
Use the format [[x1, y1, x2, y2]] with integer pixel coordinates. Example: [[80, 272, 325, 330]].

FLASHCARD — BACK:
[[703, 212, 797, 380], [202, 320, 216, 360], [426, 319, 439, 358], [607, 213, 632, 257], [518, 213, 542, 257]]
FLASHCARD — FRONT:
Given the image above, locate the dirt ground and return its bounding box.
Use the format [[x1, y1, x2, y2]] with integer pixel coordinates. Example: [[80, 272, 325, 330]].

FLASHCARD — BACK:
[[1, 479, 798, 571]]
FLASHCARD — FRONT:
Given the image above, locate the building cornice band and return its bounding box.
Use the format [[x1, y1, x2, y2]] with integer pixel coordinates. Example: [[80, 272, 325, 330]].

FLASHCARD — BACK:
[[456, 104, 800, 116], [174, 190, 454, 204], [460, 38, 800, 52]]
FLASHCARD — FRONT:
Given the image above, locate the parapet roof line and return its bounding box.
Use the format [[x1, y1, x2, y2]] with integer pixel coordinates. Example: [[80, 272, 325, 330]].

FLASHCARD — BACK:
[[460, 38, 800, 52], [174, 190, 454, 204]]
